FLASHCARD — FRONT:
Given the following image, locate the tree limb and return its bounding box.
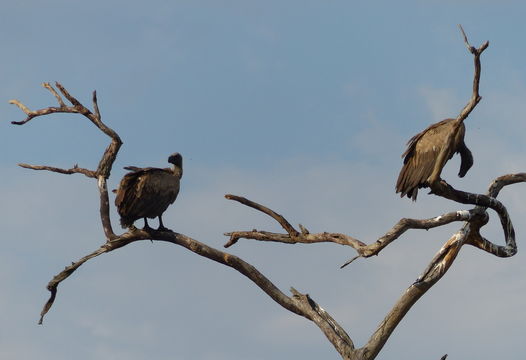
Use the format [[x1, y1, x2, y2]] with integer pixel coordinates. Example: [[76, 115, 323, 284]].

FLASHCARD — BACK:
[[11, 82, 122, 240], [18, 163, 96, 178], [225, 194, 300, 238], [38, 228, 357, 360]]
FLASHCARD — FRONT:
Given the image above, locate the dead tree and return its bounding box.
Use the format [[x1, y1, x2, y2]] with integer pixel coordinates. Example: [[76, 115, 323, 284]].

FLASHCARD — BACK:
[[9, 27, 525, 360]]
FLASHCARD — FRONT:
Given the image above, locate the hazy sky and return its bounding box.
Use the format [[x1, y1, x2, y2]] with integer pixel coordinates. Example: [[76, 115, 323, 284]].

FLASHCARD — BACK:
[[1, 1, 526, 360]]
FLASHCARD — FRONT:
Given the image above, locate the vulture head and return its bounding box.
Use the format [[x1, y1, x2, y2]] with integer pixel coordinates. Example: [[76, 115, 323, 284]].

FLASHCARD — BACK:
[[115, 153, 183, 231], [395, 118, 473, 201], [168, 152, 183, 177]]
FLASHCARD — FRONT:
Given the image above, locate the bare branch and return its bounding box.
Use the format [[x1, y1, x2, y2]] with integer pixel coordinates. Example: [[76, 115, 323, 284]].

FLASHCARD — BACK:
[[39, 227, 358, 359], [458, 24, 470, 50], [341, 209, 477, 267], [225, 194, 300, 238], [224, 195, 476, 268], [9, 99, 33, 116], [225, 229, 365, 249], [487, 172, 526, 198], [39, 246, 109, 324], [42, 82, 66, 107], [291, 287, 354, 358], [430, 181, 517, 256], [467, 234, 516, 258], [11, 82, 122, 240], [361, 227, 468, 359], [459, 173, 526, 258], [431, 26, 488, 188], [39, 230, 309, 324], [55, 82, 82, 107], [18, 163, 96, 178], [92, 90, 101, 119], [98, 176, 117, 240], [456, 24, 488, 123], [10, 101, 77, 125]]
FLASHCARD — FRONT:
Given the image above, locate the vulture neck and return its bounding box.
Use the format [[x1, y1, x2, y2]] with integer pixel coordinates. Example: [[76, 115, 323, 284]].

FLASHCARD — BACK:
[[171, 164, 183, 179]]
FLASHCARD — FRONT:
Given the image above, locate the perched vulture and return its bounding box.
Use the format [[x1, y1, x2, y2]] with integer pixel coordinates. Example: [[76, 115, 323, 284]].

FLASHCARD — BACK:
[[115, 153, 183, 230], [395, 118, 473, 201]]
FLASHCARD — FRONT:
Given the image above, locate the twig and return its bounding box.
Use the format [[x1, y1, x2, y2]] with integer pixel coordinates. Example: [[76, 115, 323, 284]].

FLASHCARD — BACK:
[[42, 82, 66, 107], [39, 246, 109, 324], [225, 194, 300, 238], [18, 163, 96, 178]]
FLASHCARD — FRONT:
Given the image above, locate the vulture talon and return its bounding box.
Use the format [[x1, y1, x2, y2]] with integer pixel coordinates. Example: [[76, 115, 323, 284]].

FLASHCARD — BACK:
[[142, 224, 154, 232]]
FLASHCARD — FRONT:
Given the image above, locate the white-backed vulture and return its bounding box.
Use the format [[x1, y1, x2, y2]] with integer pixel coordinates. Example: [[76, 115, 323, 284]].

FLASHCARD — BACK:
[[395, 118, 473, 201], [115, 153, 183, 230]]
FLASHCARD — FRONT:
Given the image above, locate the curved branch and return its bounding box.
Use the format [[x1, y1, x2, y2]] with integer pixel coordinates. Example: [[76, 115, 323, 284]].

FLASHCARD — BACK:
[[362, 222, 476, 360], [456, 24, 489, 122], [225, 229, 365, 248], [38, 229, 355, 359], [487, 173, 526, 197], [10, 82, 122, 240], [18, 163, 96, 178], [430, 181, 517, 258], [461, 173, 526, 257], [224, 194, 477, 266], [225, 194, 300, 238], [341, 209, 478, 268], [39, 246, 109, 324]]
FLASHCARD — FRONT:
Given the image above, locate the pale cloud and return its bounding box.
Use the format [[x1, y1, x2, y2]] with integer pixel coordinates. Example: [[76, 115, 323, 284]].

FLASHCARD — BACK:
[[418, 86, 463, 122]]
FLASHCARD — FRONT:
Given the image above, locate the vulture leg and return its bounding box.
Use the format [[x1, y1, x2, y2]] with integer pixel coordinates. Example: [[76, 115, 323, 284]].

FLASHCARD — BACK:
[[157, 215, 171, 231], [143, 218, 153, 231]]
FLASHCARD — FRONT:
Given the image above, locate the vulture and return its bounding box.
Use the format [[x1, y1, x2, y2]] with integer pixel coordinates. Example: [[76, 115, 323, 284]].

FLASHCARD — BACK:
[[395, 118, 473, 201], [115, 153, 183, 230]]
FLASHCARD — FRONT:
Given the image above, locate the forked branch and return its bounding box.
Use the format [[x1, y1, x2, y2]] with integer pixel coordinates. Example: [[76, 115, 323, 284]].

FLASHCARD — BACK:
[[222, 28, 522, 359], [11, 83, 355, 359], [11, 82, 122, 240], [36, 227, 356, 359]]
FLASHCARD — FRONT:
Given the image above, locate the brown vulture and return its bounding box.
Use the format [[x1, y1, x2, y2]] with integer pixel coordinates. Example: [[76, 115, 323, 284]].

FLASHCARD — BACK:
[[115, 153, 183, 230], [395, 118, 473, 201]]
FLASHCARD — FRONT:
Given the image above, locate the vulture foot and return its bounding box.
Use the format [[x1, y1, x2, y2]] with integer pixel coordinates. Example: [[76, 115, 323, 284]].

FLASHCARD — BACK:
[[142, 224, 154, 232], [157, 225, 172, 232]]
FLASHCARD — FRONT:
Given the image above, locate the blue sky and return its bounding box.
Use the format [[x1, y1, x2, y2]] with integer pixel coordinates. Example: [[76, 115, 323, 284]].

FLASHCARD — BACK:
[[2, 1, 526, 359]]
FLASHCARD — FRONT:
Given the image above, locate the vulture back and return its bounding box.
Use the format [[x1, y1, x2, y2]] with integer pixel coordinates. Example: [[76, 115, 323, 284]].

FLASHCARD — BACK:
[[396, 118, 472, 200], [115, 153, 183, 228]]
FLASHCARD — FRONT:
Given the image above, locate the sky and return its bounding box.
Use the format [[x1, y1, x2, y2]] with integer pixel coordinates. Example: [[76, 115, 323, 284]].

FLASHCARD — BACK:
[[1, 1, 526, 359]]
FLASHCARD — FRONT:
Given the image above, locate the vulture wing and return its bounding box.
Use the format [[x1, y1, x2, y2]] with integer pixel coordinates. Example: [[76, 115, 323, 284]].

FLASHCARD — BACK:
[[115, 168, 180, 228], [396, 119, 465, 200]]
